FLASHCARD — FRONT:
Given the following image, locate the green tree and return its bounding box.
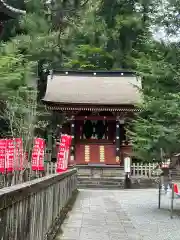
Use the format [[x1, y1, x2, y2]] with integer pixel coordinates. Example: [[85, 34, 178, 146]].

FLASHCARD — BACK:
[[64, 44, 114, 70], [65, 0, 162, 70], [129, 39, 180, 161], [0, 0, 88, 137]]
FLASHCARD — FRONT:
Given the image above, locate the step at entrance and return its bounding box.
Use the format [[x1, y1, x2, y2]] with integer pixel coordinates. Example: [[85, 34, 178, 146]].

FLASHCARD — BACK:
[[77, 177, 125, 189]]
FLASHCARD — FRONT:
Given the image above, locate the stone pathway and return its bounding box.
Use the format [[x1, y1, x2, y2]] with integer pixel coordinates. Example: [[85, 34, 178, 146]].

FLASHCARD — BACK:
[[55, 189, 180, 240]]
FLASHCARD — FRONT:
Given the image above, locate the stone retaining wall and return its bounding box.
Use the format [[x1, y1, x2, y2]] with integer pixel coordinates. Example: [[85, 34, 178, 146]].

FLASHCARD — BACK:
[[130, 176, 159, 189], [77, 165, 159, 189]]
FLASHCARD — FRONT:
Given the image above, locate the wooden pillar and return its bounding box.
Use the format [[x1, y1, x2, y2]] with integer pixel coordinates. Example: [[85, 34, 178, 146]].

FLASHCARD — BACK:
[[51, 110, 57, 162], [119, 119, 125, 144], [70, 115, 75, 165], [119, 119, 125, 165], [106, 120, 108, 140], [115, 118, 120, 163], [47, 127, 53, 162]]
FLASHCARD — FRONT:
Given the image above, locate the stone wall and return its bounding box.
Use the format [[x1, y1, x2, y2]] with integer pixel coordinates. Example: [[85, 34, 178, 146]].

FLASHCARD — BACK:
[[77, 165, 124, 178], [0, 169, 77, 240], [129, 176, 159, 189], [77, 166, 160, 189]]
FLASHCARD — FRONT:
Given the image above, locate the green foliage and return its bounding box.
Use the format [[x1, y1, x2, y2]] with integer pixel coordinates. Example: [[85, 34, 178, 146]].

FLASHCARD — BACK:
[[1, 0, 180, 162], [129, 40, 180, 161], [65, 44, 114, 69], [0, 53, 33, 97]]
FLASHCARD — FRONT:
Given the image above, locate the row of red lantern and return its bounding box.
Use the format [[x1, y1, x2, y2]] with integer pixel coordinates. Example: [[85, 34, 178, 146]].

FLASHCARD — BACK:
[[0, 134, 72, 174]]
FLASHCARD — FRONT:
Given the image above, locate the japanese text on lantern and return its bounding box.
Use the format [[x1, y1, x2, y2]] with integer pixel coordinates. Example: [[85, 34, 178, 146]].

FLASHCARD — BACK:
[[0, 138, 25, 173], [56, 135, 72, 173], [31, 138, 45, 171], [0, 139, 6, 173]]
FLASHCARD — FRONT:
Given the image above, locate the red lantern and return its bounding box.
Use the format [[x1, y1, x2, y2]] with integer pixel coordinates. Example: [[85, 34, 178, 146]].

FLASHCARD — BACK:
[[56, 134, 72, 173], [31, 138, 45, 171]]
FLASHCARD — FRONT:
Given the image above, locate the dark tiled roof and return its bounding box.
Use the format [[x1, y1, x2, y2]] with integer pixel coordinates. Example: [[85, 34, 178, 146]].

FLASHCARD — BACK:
[[43, 73, 141, 105], [0, 0, 26, 20]]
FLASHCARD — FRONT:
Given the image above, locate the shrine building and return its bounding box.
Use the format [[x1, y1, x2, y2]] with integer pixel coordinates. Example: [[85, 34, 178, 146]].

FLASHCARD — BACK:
[[42, 70, 141, 166]]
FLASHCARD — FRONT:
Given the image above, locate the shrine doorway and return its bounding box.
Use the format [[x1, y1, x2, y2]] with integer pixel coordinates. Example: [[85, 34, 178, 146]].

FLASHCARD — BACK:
[[75, 111, 117, 165]]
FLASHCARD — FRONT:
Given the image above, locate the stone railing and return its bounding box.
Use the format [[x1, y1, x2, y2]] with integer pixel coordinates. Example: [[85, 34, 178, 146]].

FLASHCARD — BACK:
[[0, 169, 77, 240]]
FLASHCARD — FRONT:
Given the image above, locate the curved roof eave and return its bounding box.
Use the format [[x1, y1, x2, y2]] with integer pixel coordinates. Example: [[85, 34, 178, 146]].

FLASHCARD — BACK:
[[0, 0, 26, 20]]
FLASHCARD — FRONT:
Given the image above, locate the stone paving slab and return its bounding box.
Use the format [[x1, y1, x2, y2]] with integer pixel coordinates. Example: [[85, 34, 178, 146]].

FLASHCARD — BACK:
[[55, 189, 180, 240]]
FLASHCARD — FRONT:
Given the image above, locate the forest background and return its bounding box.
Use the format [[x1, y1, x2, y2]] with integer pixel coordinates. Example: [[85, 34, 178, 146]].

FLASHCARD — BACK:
[[1, 0, 180, 162]]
